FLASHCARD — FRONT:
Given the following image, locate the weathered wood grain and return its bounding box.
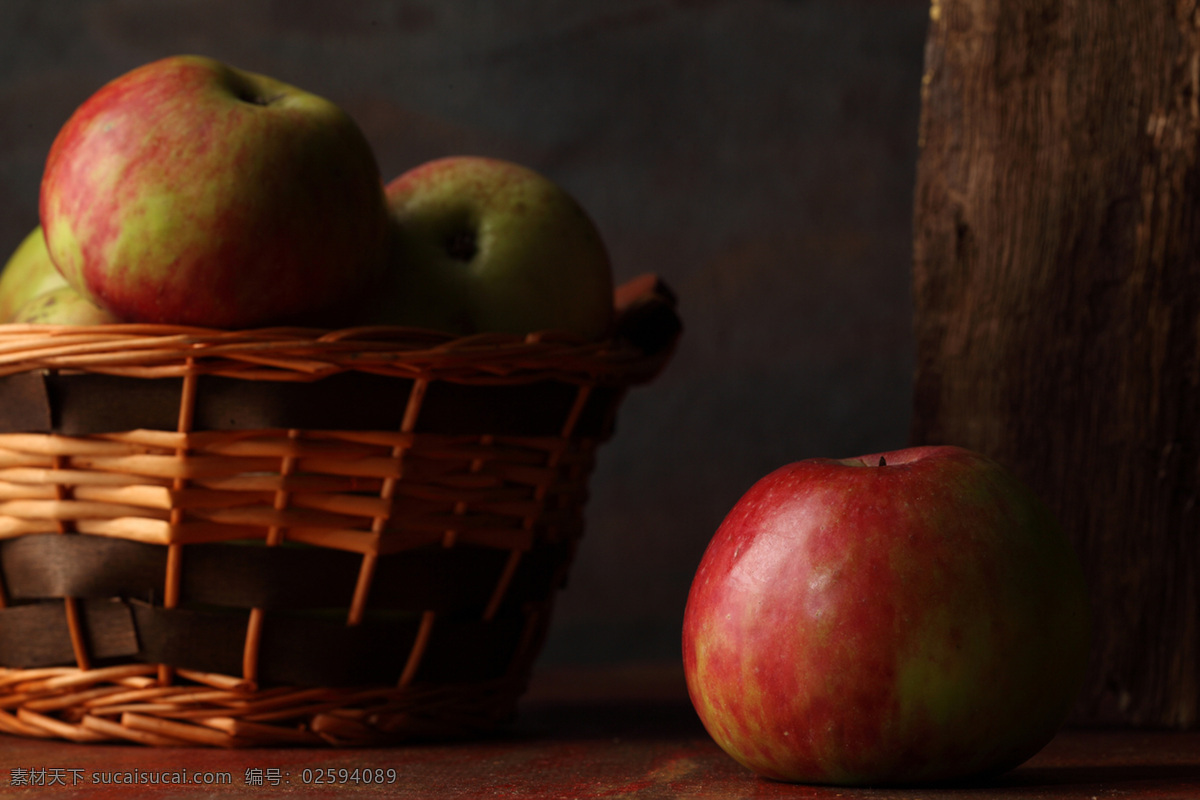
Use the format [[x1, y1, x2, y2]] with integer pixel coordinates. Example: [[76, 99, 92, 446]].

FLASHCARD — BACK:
[[913, 0, 1200, 728]]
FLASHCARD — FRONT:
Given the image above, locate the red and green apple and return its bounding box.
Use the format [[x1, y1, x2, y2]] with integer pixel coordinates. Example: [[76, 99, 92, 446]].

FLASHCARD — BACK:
[[682, 445, 1091, 786], [39, 54, 389, 328]]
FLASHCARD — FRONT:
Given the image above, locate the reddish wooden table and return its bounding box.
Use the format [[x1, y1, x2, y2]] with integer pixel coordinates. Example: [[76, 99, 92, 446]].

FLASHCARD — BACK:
[[0, 663, 1196, 798]]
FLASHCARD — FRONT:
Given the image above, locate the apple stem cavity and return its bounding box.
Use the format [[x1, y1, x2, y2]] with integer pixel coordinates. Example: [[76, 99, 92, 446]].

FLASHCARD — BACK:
[[879, 456, 887, 467], [236, 90, 282, 107], [225, 74, 280, 107], [444, 230, 478, 262]]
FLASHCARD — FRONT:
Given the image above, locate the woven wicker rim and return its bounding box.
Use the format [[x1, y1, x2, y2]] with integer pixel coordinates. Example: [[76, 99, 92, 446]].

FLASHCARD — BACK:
[[0, 321, 669, 386]]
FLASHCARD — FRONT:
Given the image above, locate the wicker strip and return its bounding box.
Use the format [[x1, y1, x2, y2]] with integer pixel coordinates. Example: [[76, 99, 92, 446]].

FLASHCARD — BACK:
[[79, 713, 194, 746], [16, 708, 110, 742], [0, 708, 55, 738]]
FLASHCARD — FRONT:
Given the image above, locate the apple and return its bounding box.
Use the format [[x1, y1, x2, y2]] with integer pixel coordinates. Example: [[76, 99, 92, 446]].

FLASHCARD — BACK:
[[39, 54, 389, 328], [682, 445, 1090, 786], [13, 285, 121, 325], [0, 228, 70, 323], [0, 229, 121, 324], [362, 156, 614, 339]]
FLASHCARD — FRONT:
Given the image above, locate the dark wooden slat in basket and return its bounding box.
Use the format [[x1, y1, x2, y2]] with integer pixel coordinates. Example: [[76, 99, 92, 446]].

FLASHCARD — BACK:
[[132, 601, 527, 686], [0, 597, 526, 686], [0, 534, 566, 613], [0, 533, 167, 600], [0, 369, 53, 431], [0, 371, 622, 437], [0, 598, 140, 667]]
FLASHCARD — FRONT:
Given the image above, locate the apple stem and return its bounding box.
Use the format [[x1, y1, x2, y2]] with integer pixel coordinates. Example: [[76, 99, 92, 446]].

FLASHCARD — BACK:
[[878, 456, 887, 467]]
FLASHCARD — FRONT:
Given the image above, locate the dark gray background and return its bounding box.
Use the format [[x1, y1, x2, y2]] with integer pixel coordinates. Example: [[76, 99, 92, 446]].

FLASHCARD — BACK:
[[0, 0, 928, 665]]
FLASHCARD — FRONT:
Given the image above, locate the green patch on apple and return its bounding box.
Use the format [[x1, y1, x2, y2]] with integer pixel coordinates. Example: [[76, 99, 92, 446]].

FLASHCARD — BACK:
[[13, 285, 120, 325]]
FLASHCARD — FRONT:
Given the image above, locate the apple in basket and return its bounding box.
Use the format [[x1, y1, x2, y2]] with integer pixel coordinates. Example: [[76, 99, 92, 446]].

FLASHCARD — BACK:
[[39, 54, 390, 328], [682, 446, 1091, 786], [14, 286, 121, 325], [0, 227, 119, 324], [0, 228, 68, 322], [359, 156, 615, 339]]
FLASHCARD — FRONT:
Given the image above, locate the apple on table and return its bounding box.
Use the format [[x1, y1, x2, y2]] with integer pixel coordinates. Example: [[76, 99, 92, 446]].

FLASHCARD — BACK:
[[39, 54, 390, 329], [359, 156, 615, 341], [683, 445, 1091, 786]]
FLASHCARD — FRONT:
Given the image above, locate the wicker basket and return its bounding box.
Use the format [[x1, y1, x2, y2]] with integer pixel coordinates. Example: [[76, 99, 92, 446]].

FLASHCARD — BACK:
[[0, 274, 679, 747]]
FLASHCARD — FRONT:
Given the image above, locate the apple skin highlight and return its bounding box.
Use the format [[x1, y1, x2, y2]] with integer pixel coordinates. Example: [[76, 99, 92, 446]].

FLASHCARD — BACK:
[[682, 445, 1091, 786]]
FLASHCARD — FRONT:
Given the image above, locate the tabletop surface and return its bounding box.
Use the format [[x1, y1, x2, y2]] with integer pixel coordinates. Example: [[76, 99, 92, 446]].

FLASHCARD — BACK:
[[0, 662, 1197, 799]]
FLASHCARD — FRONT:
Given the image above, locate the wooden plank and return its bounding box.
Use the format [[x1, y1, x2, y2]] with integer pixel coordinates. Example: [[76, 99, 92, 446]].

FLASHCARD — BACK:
[[912, 0, 1199, 728]]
